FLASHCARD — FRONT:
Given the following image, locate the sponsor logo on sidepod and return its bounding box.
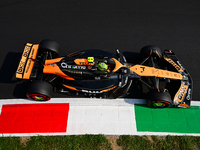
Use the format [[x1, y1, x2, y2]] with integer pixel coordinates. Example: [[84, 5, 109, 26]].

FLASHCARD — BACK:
[[61, 62, 86, 69]]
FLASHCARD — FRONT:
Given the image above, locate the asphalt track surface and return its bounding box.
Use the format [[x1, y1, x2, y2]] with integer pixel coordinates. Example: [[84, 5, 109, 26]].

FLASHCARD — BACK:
[[0, 0, 200, 101]]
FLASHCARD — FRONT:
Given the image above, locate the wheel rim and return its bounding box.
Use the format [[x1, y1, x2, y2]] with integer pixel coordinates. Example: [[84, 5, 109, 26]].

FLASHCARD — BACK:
[[148, 100, 171, 108], [153, 102, 165, 108], [27, 93, 50, 101], [153, 100, 171, 108]]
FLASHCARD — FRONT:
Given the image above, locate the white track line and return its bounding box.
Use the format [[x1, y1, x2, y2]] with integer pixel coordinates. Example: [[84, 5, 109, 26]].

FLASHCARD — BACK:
[[0, 98, 146, 105], [191, 101, 200, 106], [0, 98, 198, 106]]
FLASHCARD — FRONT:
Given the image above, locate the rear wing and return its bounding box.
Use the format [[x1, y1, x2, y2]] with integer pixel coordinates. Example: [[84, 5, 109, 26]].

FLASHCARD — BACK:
[[16, 43, 39, 79]]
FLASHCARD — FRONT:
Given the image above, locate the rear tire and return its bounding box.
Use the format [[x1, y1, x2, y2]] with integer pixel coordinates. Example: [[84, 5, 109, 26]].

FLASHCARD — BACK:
[[27, 81, 53, 101], [146, 90, 172, 108], [39, 39, 60, 58]]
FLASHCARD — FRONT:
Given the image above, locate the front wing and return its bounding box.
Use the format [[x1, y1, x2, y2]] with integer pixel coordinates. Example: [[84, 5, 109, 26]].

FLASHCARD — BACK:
[[163, 49, 193, 108]]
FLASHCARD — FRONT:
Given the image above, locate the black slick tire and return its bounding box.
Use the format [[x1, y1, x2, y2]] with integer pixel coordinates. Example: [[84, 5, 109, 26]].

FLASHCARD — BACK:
[[146, 90, 173, 108], [26, 80, 53, 101], [140, 45, 162, 60]]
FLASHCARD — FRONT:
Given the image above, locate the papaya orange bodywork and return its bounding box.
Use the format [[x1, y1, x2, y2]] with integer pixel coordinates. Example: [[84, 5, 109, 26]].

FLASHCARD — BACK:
[[112, 58, 124, 72], [26, 43, 33, 47], [23, 59, 35, 79], [28, 44, 39, 59], [43, 64, 74, 80], [63, 84, 78, 91], [16, 43, 39, 79], [130, 65, 183, 80], [74, 58, 94, 66], [45, 57, 64, 65], [178, 104, 190, 108], [111, 58, 182, 80]]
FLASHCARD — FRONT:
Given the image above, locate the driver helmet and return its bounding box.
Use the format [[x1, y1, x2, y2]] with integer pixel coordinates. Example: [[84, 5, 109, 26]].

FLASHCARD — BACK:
[[98, 62, 108, 71]]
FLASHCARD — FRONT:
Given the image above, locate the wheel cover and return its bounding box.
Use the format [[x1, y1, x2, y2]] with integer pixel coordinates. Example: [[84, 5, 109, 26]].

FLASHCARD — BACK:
[[27, 93, 50, 101]]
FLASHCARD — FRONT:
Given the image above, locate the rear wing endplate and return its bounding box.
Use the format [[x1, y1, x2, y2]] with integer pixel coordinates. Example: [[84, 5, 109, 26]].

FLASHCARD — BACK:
[[16, 43, 39, 79]]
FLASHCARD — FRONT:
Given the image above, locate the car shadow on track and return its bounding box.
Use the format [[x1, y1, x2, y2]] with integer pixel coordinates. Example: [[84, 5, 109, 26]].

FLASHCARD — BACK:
[[0, 52, 29, 98], [0, 52, 21, 83], [13, 81, 30, 98]]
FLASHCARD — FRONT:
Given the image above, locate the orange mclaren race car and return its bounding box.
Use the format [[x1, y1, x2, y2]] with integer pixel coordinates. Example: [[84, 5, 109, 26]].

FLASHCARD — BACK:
[[16, 39, 192, 108]]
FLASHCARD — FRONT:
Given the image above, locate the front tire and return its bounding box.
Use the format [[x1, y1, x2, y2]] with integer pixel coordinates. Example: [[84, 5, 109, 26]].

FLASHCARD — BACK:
[[140, 45, 162, 60], [27, 81, 53, 101], [146, 90, 172, 108]]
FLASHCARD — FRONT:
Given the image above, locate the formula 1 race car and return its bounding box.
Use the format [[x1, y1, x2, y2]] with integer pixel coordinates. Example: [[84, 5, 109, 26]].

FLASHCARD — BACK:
[[16, 39, 192, 108]]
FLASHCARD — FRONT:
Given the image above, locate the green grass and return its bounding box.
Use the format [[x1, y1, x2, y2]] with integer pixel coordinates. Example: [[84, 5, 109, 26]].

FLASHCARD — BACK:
[[1, 135, 200, 150], [0, 135, 111, 150], [117, 135, 200, 150], [0, 136, 22, 150]]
